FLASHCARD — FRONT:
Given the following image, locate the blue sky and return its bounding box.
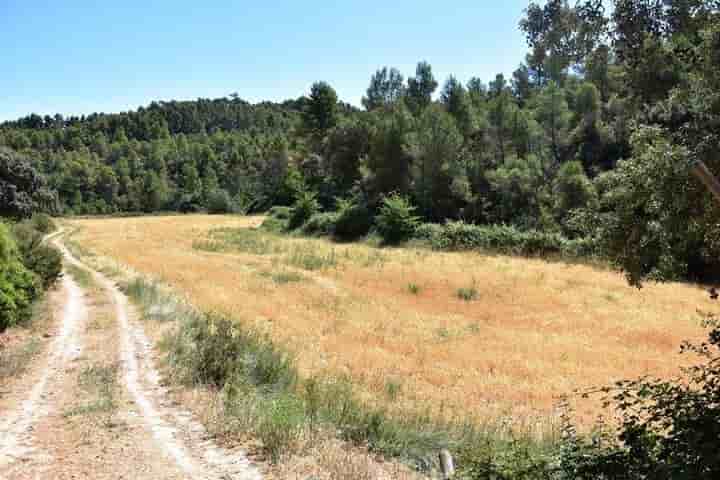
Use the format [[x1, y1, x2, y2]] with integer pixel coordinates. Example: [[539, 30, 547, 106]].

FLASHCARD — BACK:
[[3, 1, 546, 121]]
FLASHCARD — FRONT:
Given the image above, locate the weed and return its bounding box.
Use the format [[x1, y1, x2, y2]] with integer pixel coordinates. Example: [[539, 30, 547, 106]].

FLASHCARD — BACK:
[[286, 246, 337, 271], [407, 283, 422, 295], [384, 378, 403, 401], [457, 280, 479, 301], [64, 363, 118, 421], [66, 263, 94, 289], [257, 393, 305, 463], [261, 270, 304, 284]]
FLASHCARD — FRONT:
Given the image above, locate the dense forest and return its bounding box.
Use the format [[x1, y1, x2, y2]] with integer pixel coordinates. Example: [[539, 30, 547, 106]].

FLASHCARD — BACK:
[[2, 0, 720, 285]]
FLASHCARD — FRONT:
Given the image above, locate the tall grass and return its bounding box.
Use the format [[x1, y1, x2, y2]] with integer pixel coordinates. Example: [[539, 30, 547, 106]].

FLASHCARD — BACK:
[[124, 275, 561, 474]]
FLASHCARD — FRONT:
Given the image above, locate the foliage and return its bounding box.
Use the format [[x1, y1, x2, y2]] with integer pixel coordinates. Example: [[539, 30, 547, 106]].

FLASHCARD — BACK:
[[0, 148, 56, 219], [288, 191, 320, 230], [416, 220, 589, 258], [0, 223, 40, 332], [375, 194, 421, 244], [11, 221, 62, 289], [332, 197, 374, 241], [557, 319, 720, 479], [301, 211, 338, 236]]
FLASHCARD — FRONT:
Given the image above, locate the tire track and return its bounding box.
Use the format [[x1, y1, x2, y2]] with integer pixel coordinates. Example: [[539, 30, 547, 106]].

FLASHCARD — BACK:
[[60, 234, 262, 480], [0, 272, 86, 468]]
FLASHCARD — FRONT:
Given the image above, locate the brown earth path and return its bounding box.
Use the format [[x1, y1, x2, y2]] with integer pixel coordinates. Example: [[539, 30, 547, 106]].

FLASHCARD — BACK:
[[0, 232, 262, 480]]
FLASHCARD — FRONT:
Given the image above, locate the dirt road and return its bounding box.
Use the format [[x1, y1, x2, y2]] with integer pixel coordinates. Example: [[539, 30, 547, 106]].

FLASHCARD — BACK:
[[0, 232, 261, 479]]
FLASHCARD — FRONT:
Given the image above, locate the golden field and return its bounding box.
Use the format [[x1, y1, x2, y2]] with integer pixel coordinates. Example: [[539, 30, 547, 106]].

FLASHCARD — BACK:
[[67, 215, 712, 428]]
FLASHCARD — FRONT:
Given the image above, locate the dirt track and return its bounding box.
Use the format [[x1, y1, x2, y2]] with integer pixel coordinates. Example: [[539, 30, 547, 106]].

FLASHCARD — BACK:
[[0, 232, 261, 479]]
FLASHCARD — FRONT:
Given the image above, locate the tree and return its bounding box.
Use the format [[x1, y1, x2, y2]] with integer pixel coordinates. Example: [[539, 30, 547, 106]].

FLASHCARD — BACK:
[[411, 105, 468, 221], [302, 81, 339, 144], [533, 81, 572, 169], [406, 61, 438, 116], [362, 67, 405, 111], [520, 0, 608, 84], [0, 148, 56, 219], [365, 105, 414, 200], [440, 76, 475, 136]]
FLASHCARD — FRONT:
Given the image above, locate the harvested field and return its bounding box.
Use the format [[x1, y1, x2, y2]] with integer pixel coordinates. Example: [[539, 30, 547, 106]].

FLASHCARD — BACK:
[[67, 215, 710, 429]]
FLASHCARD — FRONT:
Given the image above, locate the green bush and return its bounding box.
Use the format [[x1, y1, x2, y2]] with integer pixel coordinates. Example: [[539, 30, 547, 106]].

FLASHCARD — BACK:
[[268, 206, 292, 220], [257, 393, 305, 463], [417, 220, 594, 258], [163, 311, 296, 391], [261, 206, 292, 233], [11, 222, 62, 289], [0, 223, 40, 332], [288, 191, 320, 230], [333, 198, 373, 241], [206, 189, 233, 214], [375, 194, 420, 245], [301, 211, 338, 236], [28, 213, 56, 234]]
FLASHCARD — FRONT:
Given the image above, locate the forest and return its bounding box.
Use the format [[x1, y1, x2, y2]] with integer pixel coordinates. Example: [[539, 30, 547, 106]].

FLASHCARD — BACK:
[[2, 0, 720, 287]]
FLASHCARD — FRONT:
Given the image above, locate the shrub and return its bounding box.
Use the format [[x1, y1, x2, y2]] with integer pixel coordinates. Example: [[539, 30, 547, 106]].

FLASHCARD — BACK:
[[301, 211, 338, 236], [268, 206, 292, 220], [206, 189, 233, 214], [556, 319, 720, 479], [333, 198, 373, 241], [0, 223, 39, 331], [28, 213, 55, 234], [11, 222, 62, 289], [261, 206, 292, 233], [375, 194, 420, 245], [288, 191, 320, 230], [257, 393, 305, 463], [419, 220, 593, 258]]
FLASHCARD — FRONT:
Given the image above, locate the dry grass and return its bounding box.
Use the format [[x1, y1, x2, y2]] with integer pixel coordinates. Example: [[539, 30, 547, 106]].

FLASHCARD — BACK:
[[67, 215, 711, 427]]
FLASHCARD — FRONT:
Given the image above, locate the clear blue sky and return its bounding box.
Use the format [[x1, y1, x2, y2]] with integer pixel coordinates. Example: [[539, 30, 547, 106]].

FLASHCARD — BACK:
[[2, 1, 540, 121]]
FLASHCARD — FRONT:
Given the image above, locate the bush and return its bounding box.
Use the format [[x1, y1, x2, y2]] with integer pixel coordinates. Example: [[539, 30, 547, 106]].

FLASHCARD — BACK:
[[288, 191, 320, 230], [375, 194, 420, 245], [28, 213, 55, 234], [333, 198, 373, 241], [11, 222, 62, 289], [302, 212, 338, 236], [268, 206, 292, 220], [257, 393, 305, 463], [261, 206, 292, 233], [418, 220, 595, 258], [206, 189, 233, 214], [557, 320, 720, 479], [0, 223, 40, 332]]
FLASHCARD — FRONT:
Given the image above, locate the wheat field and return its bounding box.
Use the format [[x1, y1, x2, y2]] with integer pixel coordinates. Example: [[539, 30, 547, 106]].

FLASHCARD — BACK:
[[67, 214, 712, 428]]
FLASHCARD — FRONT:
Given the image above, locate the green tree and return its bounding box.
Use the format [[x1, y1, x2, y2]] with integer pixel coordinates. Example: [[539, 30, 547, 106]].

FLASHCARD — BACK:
[[440, 76, 475, 136], [362, 67, 405, 111], [405, 61, 438, 116], [302, 81, 339, 144], [411, 105, 468, 221]]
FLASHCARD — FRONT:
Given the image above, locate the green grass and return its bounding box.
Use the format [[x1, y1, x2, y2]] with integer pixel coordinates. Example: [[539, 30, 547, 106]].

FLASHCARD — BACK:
[[193, 228, 284, 255], [261, 270, 304, 284]]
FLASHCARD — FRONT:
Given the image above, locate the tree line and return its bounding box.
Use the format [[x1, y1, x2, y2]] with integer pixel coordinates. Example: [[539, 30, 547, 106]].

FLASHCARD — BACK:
[[2, 0, 720, 285]]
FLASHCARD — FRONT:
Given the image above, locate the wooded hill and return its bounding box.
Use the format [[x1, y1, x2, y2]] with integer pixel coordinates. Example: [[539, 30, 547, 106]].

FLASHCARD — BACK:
[[2, 0, 720, 285]]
